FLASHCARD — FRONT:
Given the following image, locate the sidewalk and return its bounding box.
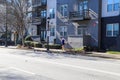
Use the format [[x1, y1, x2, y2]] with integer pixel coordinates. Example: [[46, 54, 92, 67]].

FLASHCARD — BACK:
[[0, 46, 120, 60]]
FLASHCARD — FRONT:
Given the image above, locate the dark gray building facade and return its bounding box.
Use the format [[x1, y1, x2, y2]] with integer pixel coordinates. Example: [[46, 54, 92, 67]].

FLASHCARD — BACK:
[[101, 0, 120, 51]]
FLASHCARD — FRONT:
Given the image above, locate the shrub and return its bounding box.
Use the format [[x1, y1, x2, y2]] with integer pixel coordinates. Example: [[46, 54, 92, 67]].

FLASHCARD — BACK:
[[84, 46, 98, 51], [31, 42, 42, 48], [44, 44, 62, 49], [73, 48, 84, 52], [24, 41, 31, 47], [25, 35, 33, 41]]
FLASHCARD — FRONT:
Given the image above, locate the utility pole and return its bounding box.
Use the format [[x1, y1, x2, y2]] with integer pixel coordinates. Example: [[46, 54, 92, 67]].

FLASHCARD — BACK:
[[47, 17, 50, 52], [5, 0, 8, 47], [98, 0, 102, 50]]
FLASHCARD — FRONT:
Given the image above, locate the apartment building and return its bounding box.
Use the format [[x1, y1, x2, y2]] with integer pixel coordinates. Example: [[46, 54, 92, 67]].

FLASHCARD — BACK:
[[32, 0, 47, 42], [32, 0, 101, 48], [101, 0, 120, 50]]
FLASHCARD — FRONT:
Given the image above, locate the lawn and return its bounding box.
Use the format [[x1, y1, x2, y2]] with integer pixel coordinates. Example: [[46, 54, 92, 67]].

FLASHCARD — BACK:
[[107, 51, 120, 54]]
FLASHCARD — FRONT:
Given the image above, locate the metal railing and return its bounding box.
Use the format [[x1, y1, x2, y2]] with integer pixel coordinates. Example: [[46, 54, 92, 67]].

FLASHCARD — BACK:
[[69, 9, 91, 20], [32, 17, 46, 24], [32, 0, 47, 7], [32, 17, 41, 24]]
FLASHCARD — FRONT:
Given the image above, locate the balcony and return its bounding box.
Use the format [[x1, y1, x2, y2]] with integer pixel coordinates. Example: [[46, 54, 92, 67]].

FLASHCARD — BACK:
[[32, 17, 41, 25], [69, 10, 91, 21], [32, 0, 47, 8], [32, 17, 46, 25]]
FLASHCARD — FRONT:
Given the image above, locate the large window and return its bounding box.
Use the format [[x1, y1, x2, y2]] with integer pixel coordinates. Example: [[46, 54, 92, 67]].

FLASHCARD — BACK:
[[49, 8, 55, 19], [106, 23, 119, 37], [107, 0, 120, 12], [60, 26, 67, 36], [60, 4, 68, 17]]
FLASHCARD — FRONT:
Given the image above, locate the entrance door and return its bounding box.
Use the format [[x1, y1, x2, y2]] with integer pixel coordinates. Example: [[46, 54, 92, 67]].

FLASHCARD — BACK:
[[40, 30, 46, 42], [37, 25, 46, 42]]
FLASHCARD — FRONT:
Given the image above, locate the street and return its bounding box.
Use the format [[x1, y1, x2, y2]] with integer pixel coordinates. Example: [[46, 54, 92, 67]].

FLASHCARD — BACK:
[[0, 48, 120, 80]]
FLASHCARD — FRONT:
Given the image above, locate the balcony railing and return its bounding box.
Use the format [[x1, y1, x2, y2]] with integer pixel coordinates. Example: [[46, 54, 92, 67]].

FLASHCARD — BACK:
[[32, 17, 41, 24], [69, 10, 91, 21], [32, 0, 47, 7], [32, 17, 46, 25]]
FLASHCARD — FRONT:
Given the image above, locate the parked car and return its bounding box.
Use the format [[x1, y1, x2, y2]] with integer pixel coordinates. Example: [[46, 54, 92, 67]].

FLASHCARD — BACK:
[[0, 38, 14, 46]]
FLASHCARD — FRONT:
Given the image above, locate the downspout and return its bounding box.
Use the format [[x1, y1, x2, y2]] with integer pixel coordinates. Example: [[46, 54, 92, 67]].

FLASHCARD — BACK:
[[98, 0, 102, 50]]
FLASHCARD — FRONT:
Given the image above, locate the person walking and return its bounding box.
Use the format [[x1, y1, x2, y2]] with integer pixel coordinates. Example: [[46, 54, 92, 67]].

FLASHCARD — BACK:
[[61, 37, 65, 50]]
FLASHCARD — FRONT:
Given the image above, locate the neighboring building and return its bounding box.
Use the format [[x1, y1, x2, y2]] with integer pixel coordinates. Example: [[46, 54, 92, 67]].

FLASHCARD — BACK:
[[32, 0, 47, 42], [32, 0, 101, 49], [101, 0, 120, 50]]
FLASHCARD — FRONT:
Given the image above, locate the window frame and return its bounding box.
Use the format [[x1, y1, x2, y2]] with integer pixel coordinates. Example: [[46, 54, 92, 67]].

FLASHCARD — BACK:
[[60, 26, 67, 37], [106, 23, 119, 37], [107, 0, 120, 12], [41, 10, 46, 18], [49, 8, 55, 19], [60, 4, 68, 17], [77, 27, 88, 36], [50, 26, 55, 36]]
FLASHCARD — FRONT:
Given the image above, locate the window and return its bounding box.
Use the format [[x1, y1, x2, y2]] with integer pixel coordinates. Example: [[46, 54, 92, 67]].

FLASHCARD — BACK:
[[50, 27, 55, 36], [106, 23, 119, 37], [60, 4, 68, 17], [27, 12, 32, 17], [107, 0, 120, 12], [78, 0, 88, 11], [49, 9, 55, 19], [41, 0, 47, 5], [77, 26, 87, 36], [60, 26, 67, 36], [83, 0, 88, 10], [41, 10, 46, 18], [114, 0, 119, 11], [78, 2, 83, 11], [33, 0, 41, 5]]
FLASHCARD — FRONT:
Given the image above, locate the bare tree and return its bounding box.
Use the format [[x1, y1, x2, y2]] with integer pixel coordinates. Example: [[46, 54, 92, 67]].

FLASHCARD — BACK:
[[8, 0, 31, 45], [0, 0, 31, 45]]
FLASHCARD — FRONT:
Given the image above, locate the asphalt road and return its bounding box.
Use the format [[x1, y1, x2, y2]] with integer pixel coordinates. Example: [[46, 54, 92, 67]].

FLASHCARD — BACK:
[[0, 48, 120, 80]]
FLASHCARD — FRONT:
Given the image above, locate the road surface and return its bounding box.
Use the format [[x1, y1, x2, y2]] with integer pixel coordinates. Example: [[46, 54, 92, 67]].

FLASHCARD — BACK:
[[0, 48, 120, 80]]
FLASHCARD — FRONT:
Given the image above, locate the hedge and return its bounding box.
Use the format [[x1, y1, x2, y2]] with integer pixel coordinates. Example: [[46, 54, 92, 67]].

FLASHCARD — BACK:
[[25, 35, 33, 41], [24, 41, 42, 48], [31, 42, 42, 48], [24, 41, 31, 47], [44, 44, 62, 49]]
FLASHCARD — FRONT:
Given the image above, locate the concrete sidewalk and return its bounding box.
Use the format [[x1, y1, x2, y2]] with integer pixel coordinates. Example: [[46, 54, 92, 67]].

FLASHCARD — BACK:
[[0, 46, 120, 60]]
